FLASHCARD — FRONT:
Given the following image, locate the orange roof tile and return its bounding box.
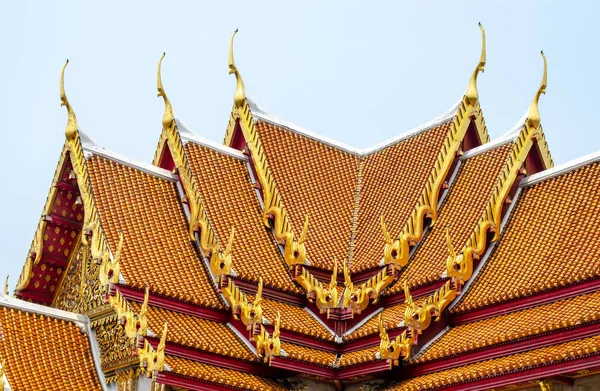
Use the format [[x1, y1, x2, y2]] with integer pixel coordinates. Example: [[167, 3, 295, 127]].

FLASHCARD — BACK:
[[165, 355, 287, 391], [86, 154, 223, 308], [352, 121, 452, 272], [416, 290, 600, 363], [0, 303, 102, 391], [130, 302, 255, 361], [260, 297, 335, 341], [389, 142, 513, 292], [453, 161, 600, 314], [338, 346, 379, 367], [280, 341, 337, 366], [385, 334, 600, 391], [255, 120, 360, 270], [344, 301, 410, 341], [184, 142, 300, 293]]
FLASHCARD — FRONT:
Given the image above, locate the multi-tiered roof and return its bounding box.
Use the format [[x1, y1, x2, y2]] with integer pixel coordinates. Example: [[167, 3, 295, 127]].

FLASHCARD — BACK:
[[2, 25, 600, 391]]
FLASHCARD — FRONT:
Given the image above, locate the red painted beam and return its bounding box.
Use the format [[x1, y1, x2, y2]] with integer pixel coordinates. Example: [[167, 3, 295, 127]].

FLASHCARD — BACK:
[[15, 290, 52, 304], [43, 215, 82, 231], [158, 372, 252, 391], [426, 353, 600, 391], [409, 321, 600, 376], [263, 325, 338, 354], [116, 284, 229, 323], [229, 276, 305, 306], [146, 337, 269, 377], [453, 277, 600, 325], [270, 357, 336, 378], [336, 360, 391, 379]]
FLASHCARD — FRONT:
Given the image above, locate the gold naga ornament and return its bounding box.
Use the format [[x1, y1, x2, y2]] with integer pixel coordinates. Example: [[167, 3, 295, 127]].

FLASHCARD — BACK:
[[228, 30, 309, 268], [294, 261, 339, 317], [157, 53, 233, 278], [381, 23, 488, 269], [255, 310, 282, 365], [403, 280, 455, 338], [108, 286, 149, 345], [221, 276, 264, 332], [377, 313, 414, 367], [342, 260, 396, 317], [447, 51, 551, 284], [139, 321, 168, 376]]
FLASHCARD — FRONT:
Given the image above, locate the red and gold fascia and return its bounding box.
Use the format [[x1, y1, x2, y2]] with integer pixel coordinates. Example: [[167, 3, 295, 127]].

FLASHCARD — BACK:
[[385, 334, 600, 391]]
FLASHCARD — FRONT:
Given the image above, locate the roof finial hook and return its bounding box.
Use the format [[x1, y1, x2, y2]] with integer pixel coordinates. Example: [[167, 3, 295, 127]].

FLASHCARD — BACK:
[[157, 53, 174, 131], [527, 51, 547, 129], [4, 276, 8, 296], [229, 29, 246, 108], [60, 59, 78, 142], [465, 23, 486, 106]]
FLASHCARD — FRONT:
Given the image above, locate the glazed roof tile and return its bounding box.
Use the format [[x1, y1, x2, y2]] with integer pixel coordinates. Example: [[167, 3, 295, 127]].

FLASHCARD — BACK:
[[86, 154, 223, 308], [389, 142, 513, 291], [184, 141, 300, 293], [129, 302, 255, 361], [260, 297, 335, 341], [385, 334, 600, 390], [344, 301, 409, 341], [280, 341, 337, 366], [352, 121, 452, 272], [255, 120, 360, 271], [0, 298, 103, 391], [416, 290, 600, 363], [338, 346, 379, 367], [453, 160, 600, 314], [165, 355, 287, 391]]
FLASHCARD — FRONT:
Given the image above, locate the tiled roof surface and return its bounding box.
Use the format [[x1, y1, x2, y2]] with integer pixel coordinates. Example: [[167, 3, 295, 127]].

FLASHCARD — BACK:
[[280, 341, 336, 366], [184, 142, 299, 293], [0, 305, 102, 391], [87, 155, 223, 308], [255, 120, 360, 270], [260, 297, 335, 341], [352, 121, 452, 272], [338, 346, 379, 367], [453, 161, 600, 314], [130, 302, 255, 361], [344, 301, 411, 341], [416, 290, 600, 363], [166, 355, 287, 391], [390, 143, 513, 292], [385, 334, 600, 391]]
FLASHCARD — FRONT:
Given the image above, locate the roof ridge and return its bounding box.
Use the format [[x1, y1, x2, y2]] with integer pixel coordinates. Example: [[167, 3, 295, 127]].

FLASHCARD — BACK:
[[520, 149, 600, 188], [248, 97, 460, 156], [174, 118, 247, 160], [81, 130, 175, 181], [346, 158, 365, 264], [0, 294, 88, 324]]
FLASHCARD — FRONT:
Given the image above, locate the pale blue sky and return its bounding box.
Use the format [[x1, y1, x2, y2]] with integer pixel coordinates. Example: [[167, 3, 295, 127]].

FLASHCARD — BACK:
[[1, 1, 598, 289]]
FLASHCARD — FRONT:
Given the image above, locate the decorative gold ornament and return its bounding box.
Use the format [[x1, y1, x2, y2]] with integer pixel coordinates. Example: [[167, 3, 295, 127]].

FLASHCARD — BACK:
[[99, 231, 123, 287], [465, 23, 486, 106], [255, 310, 281, 364], [404, 280, 456, 335], [157, 53, 174, 131], [229, 29, 246, 108], [527, 51, 547, 129], [266, 209, 309, 267], [15, 257, 33, 291], [295, 262, 339, 317], [539, 380, 554, 391], [3, 276, 8, 296], [378, 314, 414, 365], [139, 321, 167, 375], [60, 59, 78, 141], [221, 277, 263, 331], [342, 260, 396, 316]]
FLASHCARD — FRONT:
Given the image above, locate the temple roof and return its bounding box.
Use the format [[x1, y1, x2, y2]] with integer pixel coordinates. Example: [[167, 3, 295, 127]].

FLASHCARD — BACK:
[[0, 294, 105, 391]]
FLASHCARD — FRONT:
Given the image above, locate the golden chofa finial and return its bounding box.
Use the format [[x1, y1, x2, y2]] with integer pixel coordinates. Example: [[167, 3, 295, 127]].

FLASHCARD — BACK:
[[465, 23, 486, 106], [60, 59, 78, 141], [229, 29, 246, 108], [157, 53, 174, 131], [527, 51, 547, 129]]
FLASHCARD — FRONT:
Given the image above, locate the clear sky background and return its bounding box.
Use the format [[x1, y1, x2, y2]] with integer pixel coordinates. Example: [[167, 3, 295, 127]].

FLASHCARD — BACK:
[[1, 1, 599, 290]]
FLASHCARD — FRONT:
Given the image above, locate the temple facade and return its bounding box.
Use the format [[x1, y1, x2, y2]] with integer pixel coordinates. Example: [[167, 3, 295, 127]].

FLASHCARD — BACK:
[[1, 25, 600, 391]]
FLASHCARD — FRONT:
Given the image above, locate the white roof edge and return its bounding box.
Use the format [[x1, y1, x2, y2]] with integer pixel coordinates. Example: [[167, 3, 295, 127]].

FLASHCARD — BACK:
[[174, 118, 247, 160], [460, 131, 517, 160], [520, 149, 600, 188], [361, 100, 461, 155], [79, 130, 175, 181], [248, 97, 460, 156], [0, 294, 88, 324]]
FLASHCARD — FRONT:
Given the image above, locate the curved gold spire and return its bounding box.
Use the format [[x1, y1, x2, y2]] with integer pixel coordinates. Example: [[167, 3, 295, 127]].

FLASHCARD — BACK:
[[527, 51, 547, 129], [157, 53, 174, 130], [60, 60, 78, 141], [229, 29, 246, 108], [465, 23, 486, 106], [4, 276, 8, 296]]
